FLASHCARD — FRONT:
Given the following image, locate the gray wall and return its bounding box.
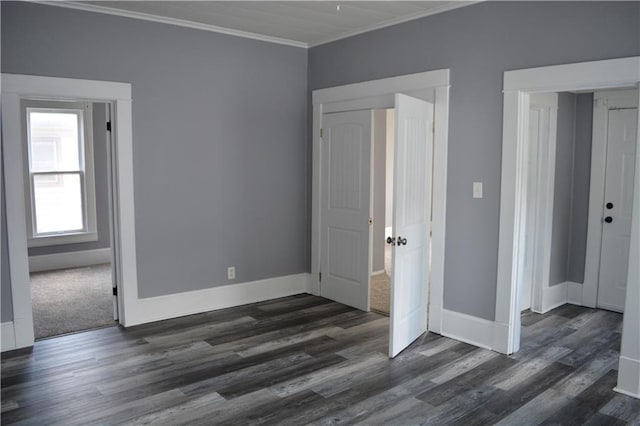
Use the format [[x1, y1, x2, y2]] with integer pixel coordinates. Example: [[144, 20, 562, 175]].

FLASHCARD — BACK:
[[309, 1, 640, 320], [550, 92, 594, 287], [372, 110, 387, 273], [2, 2, 308, 301], [568, 93, 594, 283], [28, 103, 111, 257], [550, 93, 577, 286]]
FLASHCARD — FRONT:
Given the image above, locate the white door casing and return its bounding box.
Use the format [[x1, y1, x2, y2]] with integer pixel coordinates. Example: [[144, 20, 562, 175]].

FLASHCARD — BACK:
[[597, 106, 638, 312], [319, 110, 372, 311], [497, 57, 640, 399], [521, 94, 558, 312], [389, 94, 433, 358]]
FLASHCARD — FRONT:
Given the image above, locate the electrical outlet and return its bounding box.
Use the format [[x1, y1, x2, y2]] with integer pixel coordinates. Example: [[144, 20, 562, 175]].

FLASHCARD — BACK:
[[227, 266, 236, 280]]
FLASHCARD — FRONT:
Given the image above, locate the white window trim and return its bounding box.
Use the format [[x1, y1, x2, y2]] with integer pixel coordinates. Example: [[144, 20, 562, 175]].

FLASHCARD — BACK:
[[22, 100, 98, 247]]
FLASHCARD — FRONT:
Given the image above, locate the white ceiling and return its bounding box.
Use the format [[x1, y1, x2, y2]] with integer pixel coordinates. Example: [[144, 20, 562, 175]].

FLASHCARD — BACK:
[[45, 1, 474, 48]]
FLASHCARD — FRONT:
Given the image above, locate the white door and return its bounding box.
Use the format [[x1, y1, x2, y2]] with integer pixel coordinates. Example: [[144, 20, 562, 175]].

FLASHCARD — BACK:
[[597, 107, 638, 312], [320, 110, 372, 311], [389, 94, 433, 358]]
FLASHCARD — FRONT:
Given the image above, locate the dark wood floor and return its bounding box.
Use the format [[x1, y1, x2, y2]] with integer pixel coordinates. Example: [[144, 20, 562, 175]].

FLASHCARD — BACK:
[[2, 295, 639, 425]]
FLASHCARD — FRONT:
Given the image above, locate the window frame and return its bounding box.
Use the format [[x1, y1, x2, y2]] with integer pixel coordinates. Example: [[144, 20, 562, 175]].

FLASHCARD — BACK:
[[21, 100, 98, 247]]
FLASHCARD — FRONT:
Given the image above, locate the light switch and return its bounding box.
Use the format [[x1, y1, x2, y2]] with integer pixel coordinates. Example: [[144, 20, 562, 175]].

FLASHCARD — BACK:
[[473, 182, 483, 199]]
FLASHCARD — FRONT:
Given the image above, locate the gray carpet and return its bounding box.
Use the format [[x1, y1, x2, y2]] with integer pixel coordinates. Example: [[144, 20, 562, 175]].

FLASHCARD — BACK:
[[30, 264, 116, 339], [370, 245, 392, 315]]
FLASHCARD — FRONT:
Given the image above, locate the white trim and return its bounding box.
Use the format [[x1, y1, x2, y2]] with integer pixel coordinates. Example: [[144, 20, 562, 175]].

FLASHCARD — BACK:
[[527, 94, 558, 314], [33, 0, 475, 50], [440, 309, 494, 351], [496, 57, 640, 398], [1, 322, 17, 352], [311, 69, 449, 337], [125, 273, 308, 327], [32, 1, 308, 49], [617, 87, 640, 398], [2, 74, 137, 350], [535, 282, 568, 314], [307, 2, 476, 48], [503, 57, 640, 93], [615, 356, 640, 399], [28, 232, 98, 248], [371, 270, 386, 277], [583, 90, 639, 308], [28, 248, 111, 273]]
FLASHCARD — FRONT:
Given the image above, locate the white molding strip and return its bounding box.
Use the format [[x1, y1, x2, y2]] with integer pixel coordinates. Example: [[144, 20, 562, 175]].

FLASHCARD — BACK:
[[615, 356, 640, 398], [125, 273, 308, 327], [32, 1, 307, 48], [29, 248, 111, 273], [566, 281, 583, 306], [32, 1, 476, 49], [441, 309, 494, 350], [1, 322, 16, 352], [536, 282, 568, 314]]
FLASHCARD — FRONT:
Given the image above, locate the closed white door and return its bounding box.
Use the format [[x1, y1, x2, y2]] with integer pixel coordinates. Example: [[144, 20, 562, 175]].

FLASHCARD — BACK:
[[597, 107, 638, 312], [320, 110, 372, 311], [389, 94, 433, 358]]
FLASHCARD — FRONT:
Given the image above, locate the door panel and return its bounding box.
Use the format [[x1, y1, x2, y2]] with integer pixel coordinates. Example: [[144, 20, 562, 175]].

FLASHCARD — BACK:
[[389, 94, 433, 358], [320, 110, 372, 311], [597, 108, 637, 312]]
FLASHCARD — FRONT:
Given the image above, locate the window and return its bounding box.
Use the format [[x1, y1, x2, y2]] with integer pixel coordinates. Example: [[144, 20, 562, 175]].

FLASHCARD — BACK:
[[22, 100, 97, 247]]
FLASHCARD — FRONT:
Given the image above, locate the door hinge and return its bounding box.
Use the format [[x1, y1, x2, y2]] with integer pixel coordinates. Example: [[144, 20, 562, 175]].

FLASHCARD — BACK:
[[112, 287, 117, 296], [319, 271, 322, 282], [106, 121, 112, 132]]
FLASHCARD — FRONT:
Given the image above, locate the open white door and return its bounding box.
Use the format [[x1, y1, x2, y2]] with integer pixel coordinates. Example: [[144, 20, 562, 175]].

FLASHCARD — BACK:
[[320, 110, 372, 311], [389, 94, 433, 358]]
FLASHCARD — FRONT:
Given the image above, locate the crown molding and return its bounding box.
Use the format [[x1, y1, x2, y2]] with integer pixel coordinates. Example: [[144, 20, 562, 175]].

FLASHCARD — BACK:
[[30, 1, 309, 48], [29, 1, 477, 49]]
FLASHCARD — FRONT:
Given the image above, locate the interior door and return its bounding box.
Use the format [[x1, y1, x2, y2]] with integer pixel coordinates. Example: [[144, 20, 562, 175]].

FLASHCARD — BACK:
[[597, 107, 638, 312], [389, 94, 433, 358], [320, 110, 372, 311]]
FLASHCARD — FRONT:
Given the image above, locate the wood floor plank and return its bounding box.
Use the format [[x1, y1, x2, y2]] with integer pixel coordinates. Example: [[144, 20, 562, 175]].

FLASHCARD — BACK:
[[2, 296, 639, 425]]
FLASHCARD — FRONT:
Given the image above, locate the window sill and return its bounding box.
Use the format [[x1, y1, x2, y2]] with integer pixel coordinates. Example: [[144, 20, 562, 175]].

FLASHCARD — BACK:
[[28, 232, 98, 248]]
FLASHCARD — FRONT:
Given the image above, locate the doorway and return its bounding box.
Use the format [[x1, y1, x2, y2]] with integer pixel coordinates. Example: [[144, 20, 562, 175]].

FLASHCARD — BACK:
[[313, 72, 447, 358], [21, 100, 118, 339], [495, 57, 640, 398], [2, 73, 138, 351]]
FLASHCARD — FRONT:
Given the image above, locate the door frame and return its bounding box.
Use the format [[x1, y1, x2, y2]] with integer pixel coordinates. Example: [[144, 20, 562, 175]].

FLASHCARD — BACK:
[[311, 69, 450, 333], [2, 73, 139, 349], [584, 89, 639, 310], [495, 56, 640, 398]]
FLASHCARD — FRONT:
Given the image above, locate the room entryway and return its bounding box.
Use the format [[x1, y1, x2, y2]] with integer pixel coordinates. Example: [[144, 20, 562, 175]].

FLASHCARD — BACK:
[[31, 264, 114, 339]]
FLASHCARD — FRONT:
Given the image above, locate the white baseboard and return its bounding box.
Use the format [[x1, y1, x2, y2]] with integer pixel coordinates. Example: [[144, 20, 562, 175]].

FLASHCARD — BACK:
[[428, 304, 443, 335], [535, 282, 568, 313], [1, 322, 16, 352], [29, 248, 111, 272], [441, 309, 494, 350], [492, 321, 511, 354], [371, 270, 385, 276], [567, 281, 583, 305], [615, 356, 640, 399], [125, 273, 309, 327]]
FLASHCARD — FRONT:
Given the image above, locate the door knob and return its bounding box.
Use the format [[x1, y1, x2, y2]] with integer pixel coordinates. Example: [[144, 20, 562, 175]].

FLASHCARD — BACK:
[[386, 236, 396, 246], [397, 236, 407, 246], [604, 216, 613, 223], [606, 202, 614, 210]]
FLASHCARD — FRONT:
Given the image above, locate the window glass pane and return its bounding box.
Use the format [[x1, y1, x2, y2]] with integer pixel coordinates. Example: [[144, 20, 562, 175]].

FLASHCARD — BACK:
[[33, 173, 84, 234], [29, 112, 81, 172]]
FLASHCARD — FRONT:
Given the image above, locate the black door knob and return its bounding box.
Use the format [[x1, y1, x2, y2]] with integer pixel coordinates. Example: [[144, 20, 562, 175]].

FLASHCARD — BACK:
[[604, 216, 613, 223], [386, 236, 396, 246], [606, 202, 614, 209], [397, 237, 407, 246]]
